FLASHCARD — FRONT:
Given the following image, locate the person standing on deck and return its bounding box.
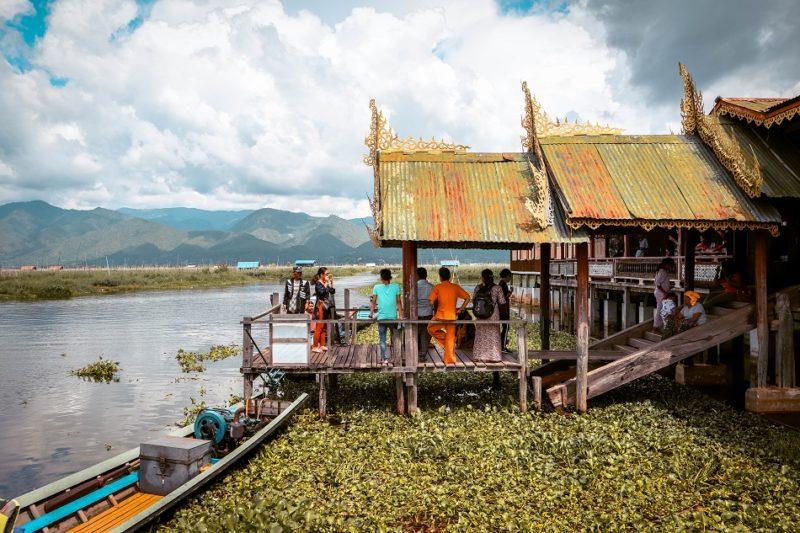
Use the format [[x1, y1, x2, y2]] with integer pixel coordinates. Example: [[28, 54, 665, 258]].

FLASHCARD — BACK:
[[428, 267, 470, 365], [282, 266, 310, 314], [652, 258, 675, 333], [416, 267, 434, 360], [498, 268, 513, 354], [370, 268, 403, 365], [472, 269, 506, 363], [311, 267, 335, 353]]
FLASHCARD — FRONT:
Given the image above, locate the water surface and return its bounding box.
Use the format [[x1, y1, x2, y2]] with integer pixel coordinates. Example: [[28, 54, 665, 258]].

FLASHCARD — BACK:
[[0, 274, 373, 497]]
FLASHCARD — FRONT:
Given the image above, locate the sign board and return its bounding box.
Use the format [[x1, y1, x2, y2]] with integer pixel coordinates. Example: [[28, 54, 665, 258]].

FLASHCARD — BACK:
[[270, 315, 310, 366]]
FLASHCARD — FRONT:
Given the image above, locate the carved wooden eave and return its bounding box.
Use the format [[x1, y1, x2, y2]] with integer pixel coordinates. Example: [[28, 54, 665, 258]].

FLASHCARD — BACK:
[[363, 98, 469, 244], [679, 63, 763, 198]]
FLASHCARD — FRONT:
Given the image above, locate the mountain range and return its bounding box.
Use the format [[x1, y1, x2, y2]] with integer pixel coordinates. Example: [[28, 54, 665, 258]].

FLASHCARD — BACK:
[[0, 201, 505, 266]]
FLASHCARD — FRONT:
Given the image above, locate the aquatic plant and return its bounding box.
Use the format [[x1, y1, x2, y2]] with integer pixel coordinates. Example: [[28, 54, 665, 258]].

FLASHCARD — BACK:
[[176, 343, 240, 373], [163, 327, 800, 533], [70, 357, 120, 383]]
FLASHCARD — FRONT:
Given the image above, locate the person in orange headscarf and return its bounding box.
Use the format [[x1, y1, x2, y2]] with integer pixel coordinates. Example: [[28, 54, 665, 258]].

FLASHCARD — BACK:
[[427, 267, 471, 365]]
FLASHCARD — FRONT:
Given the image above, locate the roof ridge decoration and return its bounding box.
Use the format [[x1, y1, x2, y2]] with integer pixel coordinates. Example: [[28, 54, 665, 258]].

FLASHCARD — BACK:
[[520, 81, 550, 230], [713, 97, 800, 129], [363, 99, 468, 169], [521, 83, 622, 138], [679, 63, 763, 198]]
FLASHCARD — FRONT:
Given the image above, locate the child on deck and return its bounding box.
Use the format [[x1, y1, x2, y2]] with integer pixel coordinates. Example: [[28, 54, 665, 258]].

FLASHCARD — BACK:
[[660, 292, 680, 339], [370, 269, 403, 365]]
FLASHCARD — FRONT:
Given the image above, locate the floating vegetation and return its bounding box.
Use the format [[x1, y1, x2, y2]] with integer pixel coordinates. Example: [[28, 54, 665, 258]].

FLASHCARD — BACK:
[[164, 369, 800, 531], [70, 357, 120, 383], [176, 343, 240, 373], [178, 396, 207, 427]]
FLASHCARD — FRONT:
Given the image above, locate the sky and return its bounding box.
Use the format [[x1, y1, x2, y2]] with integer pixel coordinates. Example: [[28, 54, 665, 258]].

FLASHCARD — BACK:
[[0, 0, 798, 218]]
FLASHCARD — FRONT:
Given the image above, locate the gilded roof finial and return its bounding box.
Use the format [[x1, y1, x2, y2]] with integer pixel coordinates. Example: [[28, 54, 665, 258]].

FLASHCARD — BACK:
[[679, 63, 763, 197]]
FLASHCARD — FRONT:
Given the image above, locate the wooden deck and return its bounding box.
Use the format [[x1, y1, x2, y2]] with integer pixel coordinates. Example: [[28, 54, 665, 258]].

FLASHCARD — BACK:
[[249, 344, 523, 373]]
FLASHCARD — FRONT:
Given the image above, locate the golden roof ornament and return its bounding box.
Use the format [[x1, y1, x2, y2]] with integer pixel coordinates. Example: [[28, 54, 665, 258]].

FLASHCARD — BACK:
[[522, 83, 622, 138], [679, 63, 763, 198], [363, 98, 468, 169], [521, 81, 551, 230]]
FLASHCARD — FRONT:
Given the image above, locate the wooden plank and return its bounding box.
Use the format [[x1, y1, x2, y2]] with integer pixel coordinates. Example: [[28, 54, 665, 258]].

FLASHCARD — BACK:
[[470, 348, 487, 368], [356, 344, 368, 369], [529, 350, 626, 361], [70, 493, 162, 532], [548, 304, 754, 408], [430, 347, 444, 368], [456, 348, 475, 368], [628, 337, 654, 349], [755, 230, 769, 388]]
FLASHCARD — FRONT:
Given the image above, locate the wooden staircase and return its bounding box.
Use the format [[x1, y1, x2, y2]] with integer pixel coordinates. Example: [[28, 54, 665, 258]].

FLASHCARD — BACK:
[[545, 299, 754, 409]]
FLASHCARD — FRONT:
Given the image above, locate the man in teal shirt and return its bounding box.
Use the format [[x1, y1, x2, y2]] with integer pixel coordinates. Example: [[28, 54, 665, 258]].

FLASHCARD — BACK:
[[370, 268, 403, 364]]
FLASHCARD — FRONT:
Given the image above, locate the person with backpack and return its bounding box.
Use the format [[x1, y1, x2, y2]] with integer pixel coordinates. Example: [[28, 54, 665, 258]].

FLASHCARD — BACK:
[[472, 268, 506, 363]]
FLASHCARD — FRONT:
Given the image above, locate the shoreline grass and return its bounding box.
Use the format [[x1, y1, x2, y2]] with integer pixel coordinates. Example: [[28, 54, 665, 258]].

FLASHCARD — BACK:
[[0, 265, 371, 301]]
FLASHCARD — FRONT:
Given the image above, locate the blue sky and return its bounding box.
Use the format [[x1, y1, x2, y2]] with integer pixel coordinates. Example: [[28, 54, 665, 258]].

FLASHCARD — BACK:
[[0, 0, 797, 215]]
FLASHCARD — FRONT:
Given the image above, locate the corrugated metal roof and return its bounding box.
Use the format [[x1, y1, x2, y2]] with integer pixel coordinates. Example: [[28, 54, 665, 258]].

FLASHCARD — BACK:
[[712, 95, 800, 128], [717, 116, 800, 198], [377, 151, 588, 247], [716, 98, 788, 113], [540, 135, 781, 231]]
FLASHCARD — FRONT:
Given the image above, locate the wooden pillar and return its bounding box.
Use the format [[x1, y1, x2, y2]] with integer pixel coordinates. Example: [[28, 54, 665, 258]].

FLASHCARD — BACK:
[[776, 292, 796, 388], [754, 230, 769, 388], [603, 297, 618, 336], [622, 287, 636, 329], [558, 287, 565, 331], [517, 325, 528, 412], [343, 288, 351, 343], [401, 241, 418, 414], [531, 375, 542, 411], [540, 243, 551, 350], [575, 242, 590, 413], [729, 335, 746, 409], [684, 230, 698, 291], [623, 234, 633, 257], [318, 373, 328, 418], [242, 317, 253, 399]]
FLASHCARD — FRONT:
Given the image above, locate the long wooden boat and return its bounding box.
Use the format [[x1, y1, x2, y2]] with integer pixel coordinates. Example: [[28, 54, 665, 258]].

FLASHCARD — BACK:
[[2, 393, 308, 533]]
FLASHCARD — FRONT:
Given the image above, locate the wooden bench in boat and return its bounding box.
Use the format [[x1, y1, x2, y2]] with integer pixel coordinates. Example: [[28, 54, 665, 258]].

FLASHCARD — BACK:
[[68, 493, 163, 533]]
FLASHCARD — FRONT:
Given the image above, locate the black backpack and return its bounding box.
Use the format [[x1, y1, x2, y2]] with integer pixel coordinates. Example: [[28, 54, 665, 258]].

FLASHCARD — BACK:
[[472, 284, 494, 319]]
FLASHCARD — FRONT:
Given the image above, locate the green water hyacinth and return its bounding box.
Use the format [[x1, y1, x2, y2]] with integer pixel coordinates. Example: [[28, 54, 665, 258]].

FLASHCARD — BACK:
[[176, 343, 240, 372], [70, 357, 120, 383], [162, 367, 800, 531]]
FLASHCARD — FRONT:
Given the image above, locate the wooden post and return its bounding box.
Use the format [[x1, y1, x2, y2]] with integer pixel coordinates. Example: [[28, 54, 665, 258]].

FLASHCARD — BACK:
[[395, 374, 406, 415], [242, 317, 253, 399], [318, 373, 328, 418], [622, 287, 635, 329], [531, 375, 542, 411], [402, 241, 419, 414], [623, 234, 633, 257], [729, 335, 746, 408], [540, 243, 551, 350], [775, 292, 795, 388], [754, 230, 769, 388], [344, 288, 351, 344], [558, 286, 565, 331], [684, 230, 697, 291], [517, 325, 528, 412], [576, 242, 590, 413]]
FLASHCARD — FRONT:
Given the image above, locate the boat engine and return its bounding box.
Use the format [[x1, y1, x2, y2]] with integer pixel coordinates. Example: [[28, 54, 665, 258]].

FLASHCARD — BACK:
[[194, 406, 248, 453]]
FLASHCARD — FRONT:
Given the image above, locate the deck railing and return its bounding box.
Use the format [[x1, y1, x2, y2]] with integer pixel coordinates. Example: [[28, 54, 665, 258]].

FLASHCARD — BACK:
[[544, 255, 729, 286]]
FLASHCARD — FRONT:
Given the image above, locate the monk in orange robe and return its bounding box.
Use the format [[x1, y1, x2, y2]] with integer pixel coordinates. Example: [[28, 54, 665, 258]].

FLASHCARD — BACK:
[[428, 267, 471, 365]]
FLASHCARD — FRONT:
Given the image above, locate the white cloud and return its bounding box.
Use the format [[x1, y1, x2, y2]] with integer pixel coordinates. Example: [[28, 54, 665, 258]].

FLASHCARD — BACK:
[[0, 0, 30, 20], [0, 0, 774, 216]]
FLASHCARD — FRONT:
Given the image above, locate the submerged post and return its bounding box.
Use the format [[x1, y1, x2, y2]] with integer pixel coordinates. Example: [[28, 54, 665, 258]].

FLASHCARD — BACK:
[[575, 242, 590, 413], [517, 324, 528, 412], [540, 243, 551, 350], [242, 317, 254, 399], [754, 230, 769, 388], [402, 240, 419, 414]]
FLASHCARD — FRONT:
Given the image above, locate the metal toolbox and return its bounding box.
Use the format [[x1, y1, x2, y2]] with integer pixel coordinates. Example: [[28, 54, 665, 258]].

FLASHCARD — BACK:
[[139, 436, 211, 496]]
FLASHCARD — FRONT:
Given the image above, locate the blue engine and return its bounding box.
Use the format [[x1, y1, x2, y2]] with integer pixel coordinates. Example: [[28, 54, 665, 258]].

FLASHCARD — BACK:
[[194, 407, 239, 445]]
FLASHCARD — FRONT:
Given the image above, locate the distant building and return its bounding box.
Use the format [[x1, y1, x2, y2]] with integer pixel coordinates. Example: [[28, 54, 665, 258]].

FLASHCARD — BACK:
[[48, 265, 64, 271], [440, 260, 460, 268], [365, 262, 377, 267], [20, 265, 37, 271], [294, 259, 316, 267], [236, 261, 260, 270]]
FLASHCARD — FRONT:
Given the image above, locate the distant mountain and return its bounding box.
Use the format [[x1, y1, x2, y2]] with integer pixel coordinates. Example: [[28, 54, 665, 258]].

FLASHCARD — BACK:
[[117, 207, 252, 231], [0, 201, 506, 267]]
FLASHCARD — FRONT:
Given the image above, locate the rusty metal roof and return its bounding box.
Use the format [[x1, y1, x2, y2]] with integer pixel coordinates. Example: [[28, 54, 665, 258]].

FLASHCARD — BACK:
[[712, 95, 800, 128], [540, 135, 781, 234], [717, 116, 800, 198], [376, 151, 588, 248]]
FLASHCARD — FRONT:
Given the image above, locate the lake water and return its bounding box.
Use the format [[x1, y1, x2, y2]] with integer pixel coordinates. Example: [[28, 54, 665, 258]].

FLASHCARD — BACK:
[[0, 274, 374, 497]]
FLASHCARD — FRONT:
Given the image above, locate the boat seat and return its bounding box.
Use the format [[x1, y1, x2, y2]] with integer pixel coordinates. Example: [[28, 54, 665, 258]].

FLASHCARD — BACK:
[[68, 492, 162, 533]]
